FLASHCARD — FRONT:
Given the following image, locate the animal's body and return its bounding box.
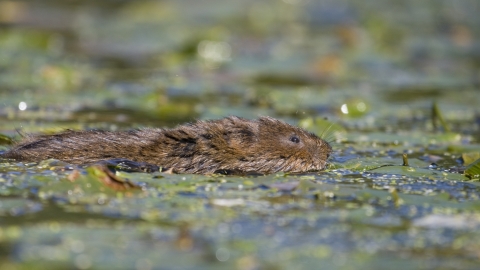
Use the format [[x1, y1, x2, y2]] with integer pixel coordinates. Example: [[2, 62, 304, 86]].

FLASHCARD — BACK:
[[1, 116, 332, 174]]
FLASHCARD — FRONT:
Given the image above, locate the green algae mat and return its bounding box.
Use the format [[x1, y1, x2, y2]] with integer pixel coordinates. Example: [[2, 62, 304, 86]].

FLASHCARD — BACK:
[[1, 0, 480, 269]]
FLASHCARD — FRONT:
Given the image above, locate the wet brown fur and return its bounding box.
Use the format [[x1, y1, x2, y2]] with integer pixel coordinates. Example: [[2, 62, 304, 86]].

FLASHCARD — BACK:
[[1, 116, 332, 174]]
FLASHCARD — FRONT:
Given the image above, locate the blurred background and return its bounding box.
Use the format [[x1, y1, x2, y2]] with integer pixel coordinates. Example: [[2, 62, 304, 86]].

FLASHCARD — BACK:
[[2, 1, 480, 269], [0, 0, 478, 135]]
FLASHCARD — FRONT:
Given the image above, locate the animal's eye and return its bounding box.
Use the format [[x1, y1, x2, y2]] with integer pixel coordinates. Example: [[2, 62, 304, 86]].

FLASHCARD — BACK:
[[290, 135, 300, 144]]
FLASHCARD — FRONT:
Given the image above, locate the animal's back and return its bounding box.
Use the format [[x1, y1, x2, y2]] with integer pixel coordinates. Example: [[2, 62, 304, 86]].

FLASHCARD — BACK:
[[1, 129, 164, 164]]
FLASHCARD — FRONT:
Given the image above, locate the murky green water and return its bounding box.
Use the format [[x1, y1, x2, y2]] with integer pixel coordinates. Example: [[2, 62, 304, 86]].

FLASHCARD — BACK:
[[1, 0, 480, 269]]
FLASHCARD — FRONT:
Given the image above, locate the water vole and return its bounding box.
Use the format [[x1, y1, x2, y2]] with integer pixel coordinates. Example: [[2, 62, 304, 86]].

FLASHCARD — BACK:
[[1, 116, 332, 174]]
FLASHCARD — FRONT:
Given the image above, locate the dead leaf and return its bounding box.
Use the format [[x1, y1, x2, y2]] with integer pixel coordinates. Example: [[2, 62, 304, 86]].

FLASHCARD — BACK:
[[67, 170, 81, 182]]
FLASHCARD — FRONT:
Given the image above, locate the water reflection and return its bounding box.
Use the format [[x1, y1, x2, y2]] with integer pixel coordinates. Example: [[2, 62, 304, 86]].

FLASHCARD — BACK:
[[18, 101, 27, 111], [198, 40, 232, 69]]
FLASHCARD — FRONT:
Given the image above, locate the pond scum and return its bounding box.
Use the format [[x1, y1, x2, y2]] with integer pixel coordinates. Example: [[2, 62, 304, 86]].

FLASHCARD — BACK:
[[1, 0, 480, 269]]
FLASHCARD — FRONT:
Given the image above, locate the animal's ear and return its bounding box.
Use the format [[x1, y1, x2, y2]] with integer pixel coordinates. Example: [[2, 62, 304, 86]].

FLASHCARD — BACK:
[[257, 116, 278, 130], [258, 116, 290, 128]]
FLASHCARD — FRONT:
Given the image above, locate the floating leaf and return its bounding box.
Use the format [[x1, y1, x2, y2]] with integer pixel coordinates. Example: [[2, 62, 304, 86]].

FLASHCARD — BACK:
[[0, 133, 13, 145], [413, 214, 480, 229], [465, 158, 480, 180], [370, 165, 467, 181], [332, 156, 430, 171], [462, 152, 480, 166], [345, 131, 461, 145], [267, 181, 299, 192], [86, 165, 140, 191], [447, 144, 480, 154], [338, 98, 370, 118], [38, 166, 140, 204], [211, 198, 245, 207], [332, 157, 397, 171]]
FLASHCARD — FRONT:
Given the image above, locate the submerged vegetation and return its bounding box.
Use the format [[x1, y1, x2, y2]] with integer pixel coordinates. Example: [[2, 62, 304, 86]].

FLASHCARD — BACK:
[[0, 0, 480, 269]]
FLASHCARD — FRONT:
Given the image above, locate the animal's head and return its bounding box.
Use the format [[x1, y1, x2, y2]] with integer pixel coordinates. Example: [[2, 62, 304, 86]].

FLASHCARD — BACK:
[[199, 116, 331, 173], [253, 116, 332, 173]]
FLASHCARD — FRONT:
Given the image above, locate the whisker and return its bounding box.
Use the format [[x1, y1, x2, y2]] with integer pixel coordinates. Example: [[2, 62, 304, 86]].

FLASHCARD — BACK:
[[320, 122, 334, 140]]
